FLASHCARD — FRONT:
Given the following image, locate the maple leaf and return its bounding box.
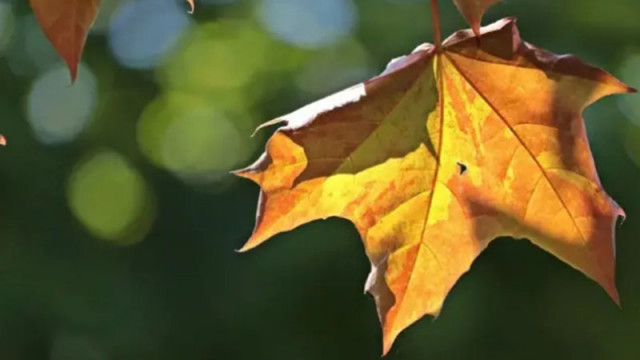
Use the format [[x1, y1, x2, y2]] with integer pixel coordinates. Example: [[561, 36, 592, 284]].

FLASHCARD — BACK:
[[28, 0, 195, 81], [452, 0, 500, 36], [236, 17, 634, 354]]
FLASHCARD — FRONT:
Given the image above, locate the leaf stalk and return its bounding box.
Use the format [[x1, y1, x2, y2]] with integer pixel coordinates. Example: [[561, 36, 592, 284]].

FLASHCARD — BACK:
[[430, 0, 442, 51]]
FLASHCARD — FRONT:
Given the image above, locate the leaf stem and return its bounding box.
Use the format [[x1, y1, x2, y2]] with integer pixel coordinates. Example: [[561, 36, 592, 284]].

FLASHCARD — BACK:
[[430, 0, 442, 51]]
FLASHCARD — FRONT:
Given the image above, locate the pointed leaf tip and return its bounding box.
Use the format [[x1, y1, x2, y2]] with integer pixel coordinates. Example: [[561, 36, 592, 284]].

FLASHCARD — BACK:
[[452, 0, 500, 37], [68, 63, 78, 84], [29, 0, 99, 82]]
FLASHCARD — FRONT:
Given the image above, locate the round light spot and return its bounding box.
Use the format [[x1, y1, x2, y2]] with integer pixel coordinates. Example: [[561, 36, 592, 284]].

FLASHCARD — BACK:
[[137, 92, 255, 185], [108, 0, 192, 69], [67, 150, 154, 245], [27, 64, 97, 145], [257, 0, 356, 48], [161, 21, 271, 93], [159, 20, 310, 115]]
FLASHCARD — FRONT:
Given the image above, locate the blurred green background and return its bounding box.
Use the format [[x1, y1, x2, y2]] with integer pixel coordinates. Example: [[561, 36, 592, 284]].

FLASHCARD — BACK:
[[0, 0, 639, 359]]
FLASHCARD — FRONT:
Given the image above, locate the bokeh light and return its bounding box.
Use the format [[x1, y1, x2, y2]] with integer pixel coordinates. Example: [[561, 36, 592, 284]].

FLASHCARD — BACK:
[[108, 0, 193, 69], [162, 20, 271, 93], [257, 0, 357, 49], [26, 64, 97, 145], [67, 150, 154, 245], [159, 18, 310, 115], [137, 92, 255, 185]]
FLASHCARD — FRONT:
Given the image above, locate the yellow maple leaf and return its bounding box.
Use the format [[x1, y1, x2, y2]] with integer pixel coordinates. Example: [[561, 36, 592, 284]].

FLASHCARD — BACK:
[[235, 18, 634, 354]]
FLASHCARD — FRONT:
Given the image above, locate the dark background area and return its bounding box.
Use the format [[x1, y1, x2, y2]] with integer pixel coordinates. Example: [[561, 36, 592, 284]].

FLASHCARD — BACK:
[[0, 0, 639, 359]]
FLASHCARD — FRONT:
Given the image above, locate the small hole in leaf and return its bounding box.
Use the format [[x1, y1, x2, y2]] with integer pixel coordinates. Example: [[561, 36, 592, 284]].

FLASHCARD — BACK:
[[456, 162, 467, 175]]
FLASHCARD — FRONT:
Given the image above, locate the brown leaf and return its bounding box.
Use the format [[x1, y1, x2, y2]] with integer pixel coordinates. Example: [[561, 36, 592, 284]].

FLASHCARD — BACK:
[[29, 0, 100, 81]]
